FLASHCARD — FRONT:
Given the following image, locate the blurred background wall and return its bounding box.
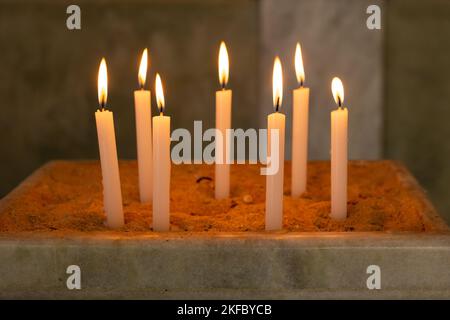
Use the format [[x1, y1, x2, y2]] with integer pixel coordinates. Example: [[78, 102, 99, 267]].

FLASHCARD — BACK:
[[0, 0, 449, 223], [386, 0, 450, 224]]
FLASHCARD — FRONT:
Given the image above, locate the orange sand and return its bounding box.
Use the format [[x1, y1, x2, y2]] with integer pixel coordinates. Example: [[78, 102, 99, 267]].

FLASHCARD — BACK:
[[0, 160, 442, 233]]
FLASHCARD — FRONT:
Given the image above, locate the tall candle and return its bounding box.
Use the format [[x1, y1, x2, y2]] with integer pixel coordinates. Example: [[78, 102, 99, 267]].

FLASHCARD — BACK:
[[152, 73, 171, 231], [95, 58, 124, 228], [215, 41, 232, 199], [134, 48, 153, 203], [291, 43, 310, 197], [266, 56, 286, 231], [330, 77, 348, 220]]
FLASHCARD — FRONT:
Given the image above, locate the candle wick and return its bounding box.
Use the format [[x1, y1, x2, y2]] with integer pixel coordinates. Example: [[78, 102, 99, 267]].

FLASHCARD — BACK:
[[300, 79, 304, 87]]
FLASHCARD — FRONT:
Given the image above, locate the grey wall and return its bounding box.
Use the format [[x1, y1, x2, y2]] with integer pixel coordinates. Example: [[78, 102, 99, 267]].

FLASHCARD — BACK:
[[386, 0, 450, 223], [259, 0, 384, 160], [0, 0, 384, 198], [0, 0, 260, 195]]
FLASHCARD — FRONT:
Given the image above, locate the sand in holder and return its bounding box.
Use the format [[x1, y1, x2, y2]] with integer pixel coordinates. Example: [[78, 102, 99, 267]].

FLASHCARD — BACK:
[[0, 160, 449, 298]]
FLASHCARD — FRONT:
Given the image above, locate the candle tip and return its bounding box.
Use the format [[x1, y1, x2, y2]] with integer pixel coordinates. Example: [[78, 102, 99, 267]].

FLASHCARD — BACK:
[[218, 41, 229, 88], [97, 58, 108, 110], [155, 73, 165, 114], [295, 42, 305, 85], [272, 56, 283, 112], [138, 48, 148, 88], [331, 77, 344, 107]]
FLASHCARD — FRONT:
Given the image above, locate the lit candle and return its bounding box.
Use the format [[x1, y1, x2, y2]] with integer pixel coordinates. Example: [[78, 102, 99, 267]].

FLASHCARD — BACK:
[[291, 43, 310, 197], [215, 41, 232, 199], [330, 77, 348, 219], [95, 58, 124, 228], [265, 57, 286, 231], [134, 48, 153, 203], [152, 73, 171, 231]]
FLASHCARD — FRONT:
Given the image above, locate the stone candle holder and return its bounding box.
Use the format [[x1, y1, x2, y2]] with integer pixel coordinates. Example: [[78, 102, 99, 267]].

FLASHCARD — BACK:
[[0, 160, 448, 298]]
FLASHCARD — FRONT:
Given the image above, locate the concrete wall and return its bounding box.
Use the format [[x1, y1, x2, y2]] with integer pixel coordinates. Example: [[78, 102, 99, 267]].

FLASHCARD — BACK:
[[0, 0, 384, 197], [259, 0, 384, 160], [0, 0, 260, 195], [386, 0, 450, 223]]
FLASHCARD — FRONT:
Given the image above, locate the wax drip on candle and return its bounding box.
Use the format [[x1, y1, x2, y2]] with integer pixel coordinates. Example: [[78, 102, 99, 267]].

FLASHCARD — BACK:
[[155, 73, 165, 116], [332, 76, 344, 109], [272, 56, 283, 113], [295, 42, 305, 88], [218, 41, 229, 90], [138, 48, 148, 90], [98, 58, 108, 112]]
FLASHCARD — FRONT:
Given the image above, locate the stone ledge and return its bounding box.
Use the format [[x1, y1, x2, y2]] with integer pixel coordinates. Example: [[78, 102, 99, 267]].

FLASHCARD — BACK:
[[0, 233, 449, 299], [0, 160, 449, 298]]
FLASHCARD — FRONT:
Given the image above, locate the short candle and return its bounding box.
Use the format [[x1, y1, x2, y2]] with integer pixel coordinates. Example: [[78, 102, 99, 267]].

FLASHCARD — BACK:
[[215, 41, 232, 199], [330, 77, 348, 220], [265, 56, 286, 231], [152, 73, 171, 231], [134, 48, 153, 203], [95, 58, 124, 228], [291, 42, 310, 197]]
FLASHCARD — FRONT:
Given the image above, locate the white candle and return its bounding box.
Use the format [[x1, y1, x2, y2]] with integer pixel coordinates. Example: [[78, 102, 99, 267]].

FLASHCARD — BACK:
[[95, 58, 124, 228], [134, 48, 153, 203], [266, 57, 286, 231], [215, 41, 232, 199], [291, 43, 310, 197], [152, 73, 171, 231], [330, 77, 348, 220]]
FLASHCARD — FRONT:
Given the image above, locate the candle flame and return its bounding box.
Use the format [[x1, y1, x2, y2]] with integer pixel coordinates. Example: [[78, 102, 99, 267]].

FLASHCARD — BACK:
[[272, 56, 283, 111], [295, 42, 305, 85], [218, 41, 229, 88], [97, 58, 108, 108], [331, 77, 344, 107], [138, 48, 148, 88], [155, 73, 165, 114]]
